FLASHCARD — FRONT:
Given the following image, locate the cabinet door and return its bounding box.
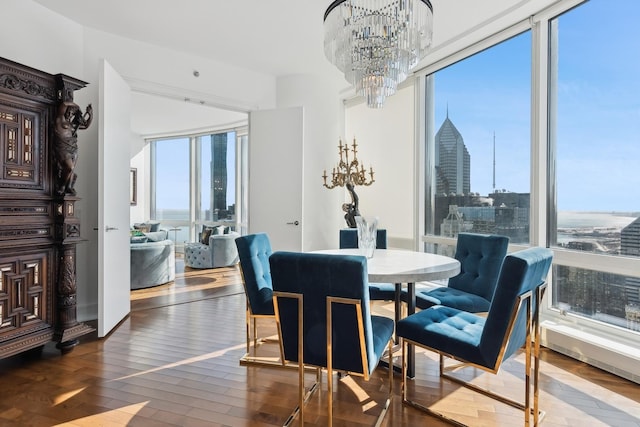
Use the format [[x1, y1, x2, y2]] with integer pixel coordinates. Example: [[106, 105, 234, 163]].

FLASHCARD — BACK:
[[0, 249, 53, 354], [0, 101, 48, 192]]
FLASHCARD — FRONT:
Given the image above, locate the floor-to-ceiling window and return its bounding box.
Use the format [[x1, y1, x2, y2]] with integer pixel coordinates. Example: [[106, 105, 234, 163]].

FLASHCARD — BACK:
[[150, 127, 246, 250], [423, 30, 532, 256], [549, 0, 640, 334], [152, 137, 190, 221], [419, 0, 640, 381]]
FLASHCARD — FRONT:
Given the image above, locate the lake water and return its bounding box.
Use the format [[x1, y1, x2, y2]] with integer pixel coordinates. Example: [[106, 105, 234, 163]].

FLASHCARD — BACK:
[[557, 211, 638, 230]]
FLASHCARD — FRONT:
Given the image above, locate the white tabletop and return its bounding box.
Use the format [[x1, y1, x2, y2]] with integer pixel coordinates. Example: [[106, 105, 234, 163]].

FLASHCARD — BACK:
[[312, 248, 460, 284]]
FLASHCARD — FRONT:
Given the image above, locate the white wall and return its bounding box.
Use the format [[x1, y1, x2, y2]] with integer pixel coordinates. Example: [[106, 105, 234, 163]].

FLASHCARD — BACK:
[[0, 0, 84, 78], [345, 84, 416, 247]]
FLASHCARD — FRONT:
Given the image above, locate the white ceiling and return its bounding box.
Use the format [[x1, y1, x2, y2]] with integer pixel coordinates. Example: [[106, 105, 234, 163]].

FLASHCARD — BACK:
[[31, 0, 535, 79], [31, 0, 336, 134], [33, 0, 333, 77], [31, 0, 532, 134]]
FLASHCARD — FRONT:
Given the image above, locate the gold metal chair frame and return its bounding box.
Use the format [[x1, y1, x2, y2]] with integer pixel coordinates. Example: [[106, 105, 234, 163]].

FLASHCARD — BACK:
[[239, 270, 285, 367], [273, 291, 393, 427], [273, 292, 321, 427], [401, 283, 548, 427]]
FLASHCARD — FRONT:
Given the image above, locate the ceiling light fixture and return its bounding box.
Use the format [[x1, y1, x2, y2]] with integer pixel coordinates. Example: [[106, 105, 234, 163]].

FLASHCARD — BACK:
[[323, 0, 433, 108]]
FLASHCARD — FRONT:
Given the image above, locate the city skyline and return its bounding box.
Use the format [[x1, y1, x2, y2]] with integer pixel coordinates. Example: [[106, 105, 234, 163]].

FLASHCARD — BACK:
[[433, 0, 639, 213]]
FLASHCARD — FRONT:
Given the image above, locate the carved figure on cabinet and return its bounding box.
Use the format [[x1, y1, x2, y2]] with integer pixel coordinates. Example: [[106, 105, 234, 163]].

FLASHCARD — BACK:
[[53, 101, 93, 196]]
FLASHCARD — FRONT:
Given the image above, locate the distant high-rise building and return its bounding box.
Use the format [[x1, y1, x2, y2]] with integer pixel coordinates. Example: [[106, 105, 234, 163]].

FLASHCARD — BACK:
[[441, 205, 466, 237], [621, 217, 640, 257], [621, 217, 640, 306], [435, 113, 470, 196], [211, 134, 228, 217]]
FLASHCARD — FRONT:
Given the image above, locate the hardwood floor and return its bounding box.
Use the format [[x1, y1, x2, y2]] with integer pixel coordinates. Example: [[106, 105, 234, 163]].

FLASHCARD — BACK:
[[0, 261, 638, 426]]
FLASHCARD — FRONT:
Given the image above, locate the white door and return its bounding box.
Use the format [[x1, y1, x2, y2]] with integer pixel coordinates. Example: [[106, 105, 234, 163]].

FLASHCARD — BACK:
[[98, 59, 132, 337], [248, 107, 303, 251]]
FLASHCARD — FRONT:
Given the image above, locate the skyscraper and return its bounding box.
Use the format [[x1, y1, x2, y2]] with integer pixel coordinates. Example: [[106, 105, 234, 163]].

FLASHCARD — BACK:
[[435, 113, 470, 196], [211, 134, 228, 217]]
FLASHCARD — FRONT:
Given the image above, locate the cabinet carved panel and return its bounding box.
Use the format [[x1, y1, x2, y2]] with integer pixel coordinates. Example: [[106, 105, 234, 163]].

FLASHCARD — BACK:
[[0, 57, 93, 359], [0, 250, 51, 337], [0, 102, 45, 189]]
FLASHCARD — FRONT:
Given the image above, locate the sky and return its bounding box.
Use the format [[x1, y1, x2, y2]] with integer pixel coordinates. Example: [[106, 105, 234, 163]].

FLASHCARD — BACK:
[[155, 133, 236, 212], [433, 0, 639, 213]]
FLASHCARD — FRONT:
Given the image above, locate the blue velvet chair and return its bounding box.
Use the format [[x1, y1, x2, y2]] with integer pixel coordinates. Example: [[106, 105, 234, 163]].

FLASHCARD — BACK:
[[339, 228, 387, 250], [396, 247, 553, 426], [270, 251, 395, 427], [409, 233, 509, 312], [235, 233, 283, 366]]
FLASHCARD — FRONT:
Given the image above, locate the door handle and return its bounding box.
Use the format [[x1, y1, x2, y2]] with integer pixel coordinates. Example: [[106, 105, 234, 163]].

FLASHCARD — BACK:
[[286, 220, 300, 226], [105, 226, 119, 232]]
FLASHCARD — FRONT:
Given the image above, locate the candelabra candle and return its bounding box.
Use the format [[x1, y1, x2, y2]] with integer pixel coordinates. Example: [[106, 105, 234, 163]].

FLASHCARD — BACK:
[[322, 137, 375, 189]]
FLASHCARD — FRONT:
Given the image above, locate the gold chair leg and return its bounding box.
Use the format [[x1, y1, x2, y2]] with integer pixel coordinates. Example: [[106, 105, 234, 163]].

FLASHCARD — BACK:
[[402, 339, 467, 427], [373, 338, 393, 427], [525, 299, 532, 427], [245, 308, 250, 354], [282, 371, 320, 427], [401, 339, 407, 401], [253, 316, 258, 349]]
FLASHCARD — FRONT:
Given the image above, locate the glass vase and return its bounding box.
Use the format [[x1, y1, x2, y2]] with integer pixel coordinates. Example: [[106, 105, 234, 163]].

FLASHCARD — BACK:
[[355, 216, 378, 258]]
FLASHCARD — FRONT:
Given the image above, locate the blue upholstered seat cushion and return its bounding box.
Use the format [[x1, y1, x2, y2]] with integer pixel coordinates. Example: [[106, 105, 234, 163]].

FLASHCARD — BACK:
[[130, 235, 148, 244], [144, 230, 168, 242], [369, 315, 396, 369], [415, 287, 491, 312], [396, 306, 487, 366], [368, 282, 397, 301]]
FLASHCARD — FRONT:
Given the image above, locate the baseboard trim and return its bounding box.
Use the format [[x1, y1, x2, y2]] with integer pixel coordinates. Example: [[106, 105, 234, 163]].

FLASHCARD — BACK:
[[541, 321, 640, 385]]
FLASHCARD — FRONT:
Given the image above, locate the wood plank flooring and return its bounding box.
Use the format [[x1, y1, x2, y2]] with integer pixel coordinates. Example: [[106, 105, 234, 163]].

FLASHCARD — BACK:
[[0, 259, 638, 426]]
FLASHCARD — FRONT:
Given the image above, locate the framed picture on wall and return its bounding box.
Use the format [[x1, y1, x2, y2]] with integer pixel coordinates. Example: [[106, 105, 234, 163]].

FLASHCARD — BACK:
[[130, 168, 137, 206]]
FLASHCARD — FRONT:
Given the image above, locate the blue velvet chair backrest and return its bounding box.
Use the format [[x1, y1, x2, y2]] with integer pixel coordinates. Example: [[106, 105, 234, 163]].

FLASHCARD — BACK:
[[270, 251, 377, 374], [339, 228, 387, 249], [480, 247, 553, 366], [235, 233, 274, 316], [448, 233, 509, 301]]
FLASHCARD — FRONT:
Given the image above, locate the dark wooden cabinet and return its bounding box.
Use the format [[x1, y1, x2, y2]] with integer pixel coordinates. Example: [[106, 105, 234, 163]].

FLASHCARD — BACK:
[[0, 57, 93, 358]]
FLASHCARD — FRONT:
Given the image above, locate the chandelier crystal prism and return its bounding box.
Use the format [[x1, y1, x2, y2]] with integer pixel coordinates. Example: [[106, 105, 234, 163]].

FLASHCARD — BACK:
[[323, 0, 433, 108]]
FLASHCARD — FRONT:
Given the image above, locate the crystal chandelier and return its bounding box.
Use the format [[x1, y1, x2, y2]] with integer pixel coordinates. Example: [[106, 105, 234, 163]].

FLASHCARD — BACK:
[[323, 0, 434, 108]]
